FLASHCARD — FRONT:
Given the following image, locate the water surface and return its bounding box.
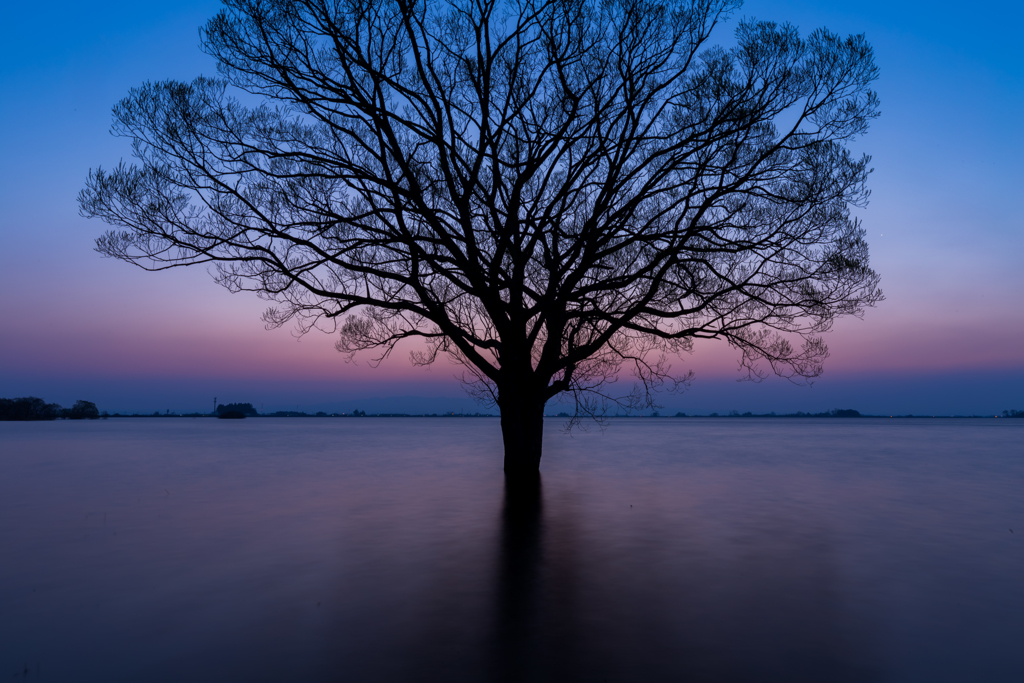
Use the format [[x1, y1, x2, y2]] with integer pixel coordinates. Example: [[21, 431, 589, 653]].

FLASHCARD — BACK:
[[2, 418, 1022, 681]]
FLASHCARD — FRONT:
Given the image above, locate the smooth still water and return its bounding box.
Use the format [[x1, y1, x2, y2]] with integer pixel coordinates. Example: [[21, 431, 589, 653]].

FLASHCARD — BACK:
[[2, 418, 1022, 682]]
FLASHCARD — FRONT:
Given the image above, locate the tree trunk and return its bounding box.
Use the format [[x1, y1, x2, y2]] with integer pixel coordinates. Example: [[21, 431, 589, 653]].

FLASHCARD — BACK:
[[498, 387, 546, 478]]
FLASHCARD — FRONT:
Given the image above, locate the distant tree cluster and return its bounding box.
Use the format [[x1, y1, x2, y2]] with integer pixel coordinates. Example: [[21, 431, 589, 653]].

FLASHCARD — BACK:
[[67, 401, 100, 419], [1004, 410, 1024, 418], [0, 397, 63, 420], [216, 402, 258, 417], [0, 397, 100, 421]]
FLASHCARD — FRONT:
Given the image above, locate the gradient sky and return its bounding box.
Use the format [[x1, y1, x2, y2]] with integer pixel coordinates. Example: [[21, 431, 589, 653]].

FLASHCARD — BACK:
[[1, 0, 1022, 415]]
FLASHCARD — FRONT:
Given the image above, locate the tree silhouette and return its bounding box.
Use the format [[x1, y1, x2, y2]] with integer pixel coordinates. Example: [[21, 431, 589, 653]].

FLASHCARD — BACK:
[[0, 397, 64, 421], [80, 0, 882, 476], [68, 400, 100, 420], [217, 402, 259, 416]]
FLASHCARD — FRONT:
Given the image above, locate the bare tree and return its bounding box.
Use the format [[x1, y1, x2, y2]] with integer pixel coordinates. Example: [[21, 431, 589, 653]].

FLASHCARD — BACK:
[[80, 0, 882, 476]]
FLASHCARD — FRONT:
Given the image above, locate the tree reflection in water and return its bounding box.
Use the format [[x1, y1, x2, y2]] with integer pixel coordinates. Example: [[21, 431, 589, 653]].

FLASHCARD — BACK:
[[491, 476, 545, 681]]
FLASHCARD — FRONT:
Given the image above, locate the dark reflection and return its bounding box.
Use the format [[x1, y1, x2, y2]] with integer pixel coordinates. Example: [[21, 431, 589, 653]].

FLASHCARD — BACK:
[[491, 475, 545, 681], [481, 475, 879, 683]]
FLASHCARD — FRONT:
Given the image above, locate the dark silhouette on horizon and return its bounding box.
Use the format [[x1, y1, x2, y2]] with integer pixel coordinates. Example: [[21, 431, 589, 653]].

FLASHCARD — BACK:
[[0, 397, 64, 421], [0, 397, 99, 421], [216, 402, 259, 417], [67, 400, 100, 420], [80, 0, 882, 477]]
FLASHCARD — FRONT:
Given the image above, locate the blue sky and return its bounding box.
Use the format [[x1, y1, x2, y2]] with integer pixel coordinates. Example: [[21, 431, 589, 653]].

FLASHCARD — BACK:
[[1, 0, 1022, 415]]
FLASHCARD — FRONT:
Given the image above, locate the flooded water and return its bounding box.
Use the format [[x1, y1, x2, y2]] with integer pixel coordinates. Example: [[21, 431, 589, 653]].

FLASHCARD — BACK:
[[1, 417, 1022, 682]]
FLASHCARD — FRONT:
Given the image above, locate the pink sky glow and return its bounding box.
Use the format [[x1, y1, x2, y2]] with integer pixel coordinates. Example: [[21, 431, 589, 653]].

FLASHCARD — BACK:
[[1, 0, 1022, 415]]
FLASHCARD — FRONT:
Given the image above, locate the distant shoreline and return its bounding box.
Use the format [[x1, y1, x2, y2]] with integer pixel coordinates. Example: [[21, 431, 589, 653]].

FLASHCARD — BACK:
[[5, 396, 1022, 421], [96, 412, 1019, 420]]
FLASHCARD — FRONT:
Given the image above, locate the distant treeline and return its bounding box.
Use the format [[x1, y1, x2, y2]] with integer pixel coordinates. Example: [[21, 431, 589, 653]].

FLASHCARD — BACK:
[[0, 397, 100, 421], [611, 408, 1024, 418], [594, 409, 867, 418], [214, 403, 494, 417], [97, 410, 497, 418], [6, 397, 1020, 420], [258, 410, 495, 417], [707, 409, 863, 418]]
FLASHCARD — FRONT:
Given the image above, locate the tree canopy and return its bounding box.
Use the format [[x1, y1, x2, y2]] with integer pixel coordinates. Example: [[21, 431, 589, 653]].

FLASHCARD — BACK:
[[0, 397, 64, 421], [0, 398, 100, 420], [217, 402, 259, 416], [80, 0, 882, 473]]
